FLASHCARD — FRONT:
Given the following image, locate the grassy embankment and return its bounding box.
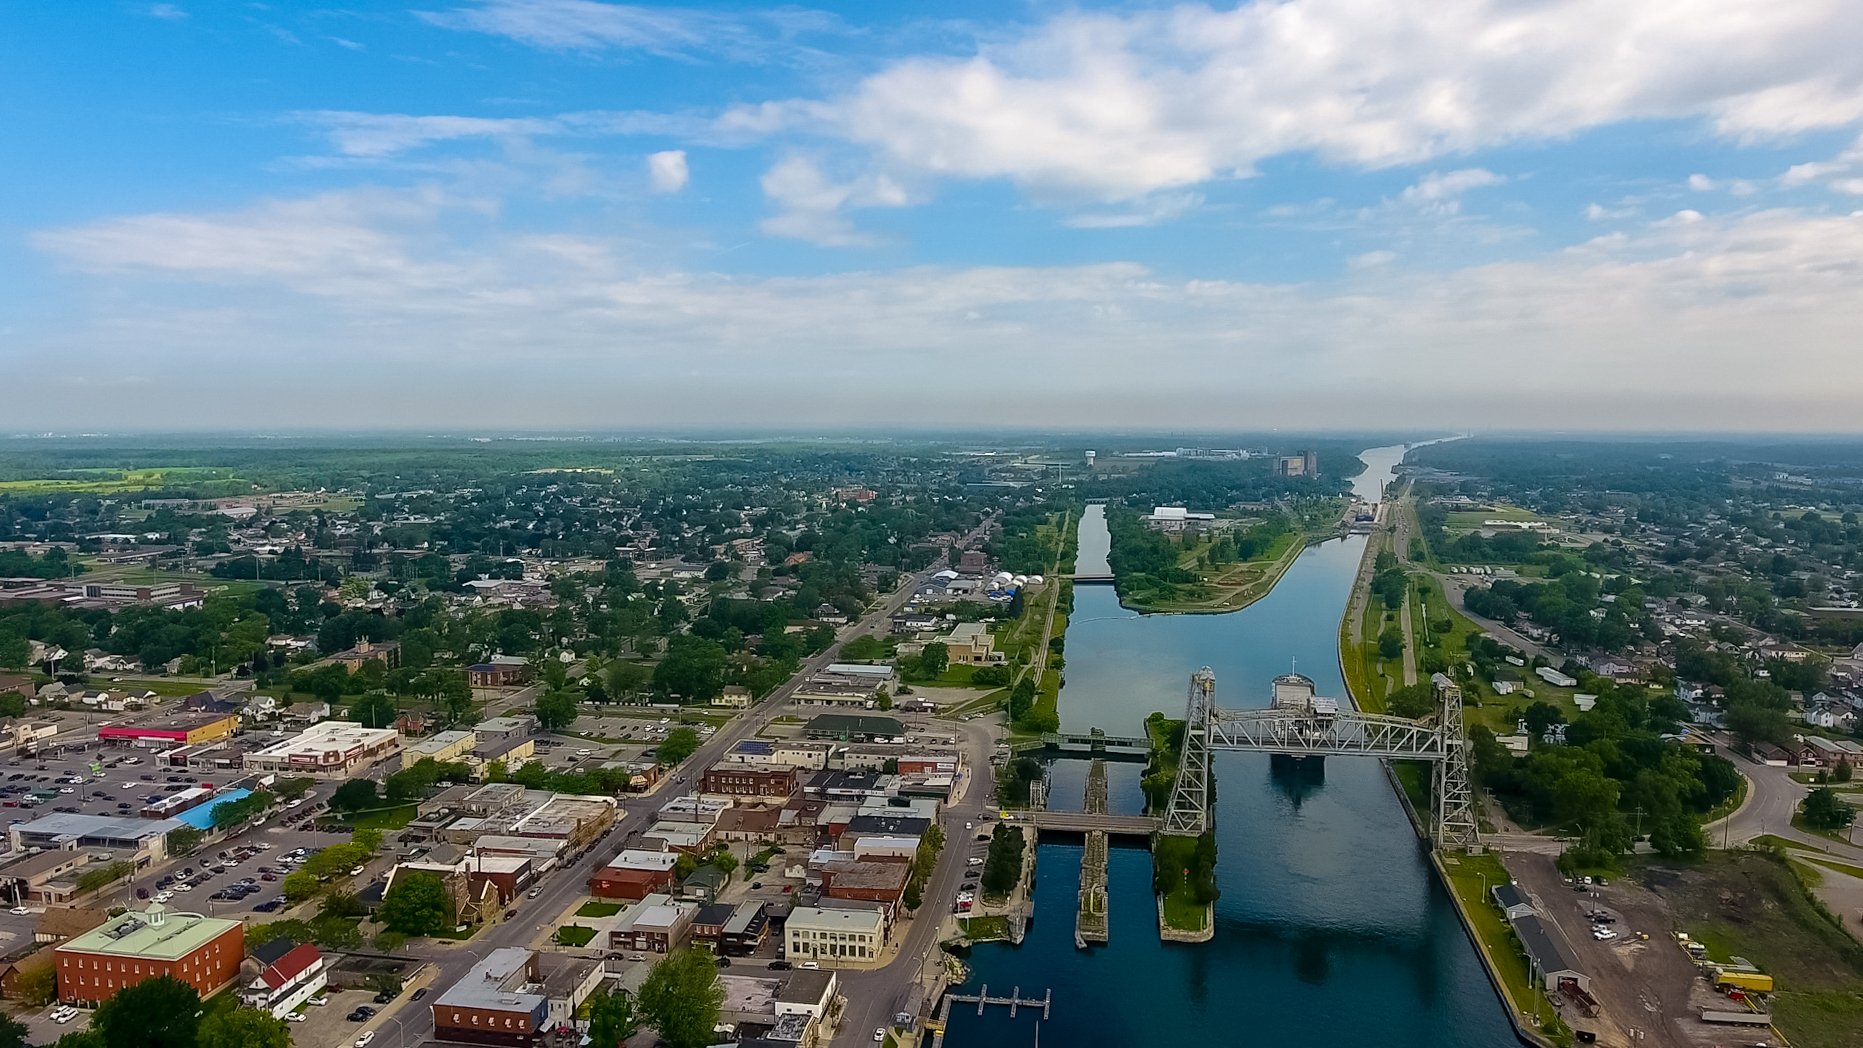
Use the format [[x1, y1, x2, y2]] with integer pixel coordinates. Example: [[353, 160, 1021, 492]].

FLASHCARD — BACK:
[[1116, 504, 1345, 615], [1142, 713, 1213, 932], [1438, 852, 1572, 1047], [1665, 851, 1863, 1048]]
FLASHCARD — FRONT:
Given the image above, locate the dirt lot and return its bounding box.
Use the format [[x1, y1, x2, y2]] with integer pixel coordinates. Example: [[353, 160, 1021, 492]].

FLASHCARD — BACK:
[[1507, 852, 1708, 1048], [1638, 853, 1863, 1048]]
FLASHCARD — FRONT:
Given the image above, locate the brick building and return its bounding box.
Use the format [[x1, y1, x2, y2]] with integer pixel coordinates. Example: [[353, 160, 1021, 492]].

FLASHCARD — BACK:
[[55, 903, 244, 1006], [698, 765, 799, 803], [586, 851, 679, 901], [431, 948, 548, 1048]]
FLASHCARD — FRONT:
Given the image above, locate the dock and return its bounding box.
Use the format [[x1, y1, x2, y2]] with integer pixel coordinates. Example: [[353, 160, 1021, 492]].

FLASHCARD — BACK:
[[1076, 759, 1110, 947], [945, 985, 1054, 1019]]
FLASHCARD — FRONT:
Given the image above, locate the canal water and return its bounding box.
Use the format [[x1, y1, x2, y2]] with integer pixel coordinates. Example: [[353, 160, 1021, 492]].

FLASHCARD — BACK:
[[945, 444, 1513, 1047]]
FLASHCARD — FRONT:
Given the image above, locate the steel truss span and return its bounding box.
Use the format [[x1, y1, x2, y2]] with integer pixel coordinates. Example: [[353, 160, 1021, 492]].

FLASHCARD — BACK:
[[1161, 668, 1480, 850]]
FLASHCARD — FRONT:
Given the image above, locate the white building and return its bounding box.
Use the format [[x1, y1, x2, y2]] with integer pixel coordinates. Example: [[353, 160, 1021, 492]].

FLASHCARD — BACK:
[[244, 721, 401, 777], [242, 941, 327, 1018], [785, 905, 886, 962]]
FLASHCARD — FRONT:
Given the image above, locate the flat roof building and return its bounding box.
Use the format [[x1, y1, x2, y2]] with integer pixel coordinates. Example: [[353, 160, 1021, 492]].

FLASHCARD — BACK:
[[55, 903, 244, 1006], [244, 720, 401, 777], [432, 947, 548, 1048], [785, 905, 885, 963], [9, 812, 187, 865]]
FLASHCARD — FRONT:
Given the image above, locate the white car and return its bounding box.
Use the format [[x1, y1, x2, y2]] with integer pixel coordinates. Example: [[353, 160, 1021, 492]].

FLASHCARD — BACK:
[[873, 1028, 886, 1042], [9, 906, 30, 916], [257, 842, 274, 849], [175, 883, 193, 893], [52, 1008, 77, 1024], [355, 1033, 375, 1047], [154, 892, 173, 904], [285, 1013, 306, 1023]]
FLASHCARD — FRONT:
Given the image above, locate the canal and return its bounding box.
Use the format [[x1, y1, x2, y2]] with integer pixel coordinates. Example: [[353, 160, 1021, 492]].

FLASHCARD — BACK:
[[944, 444, 1514, 1047]]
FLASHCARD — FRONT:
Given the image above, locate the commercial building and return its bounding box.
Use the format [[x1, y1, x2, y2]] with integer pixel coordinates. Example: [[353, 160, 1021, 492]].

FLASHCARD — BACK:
[[432, 948, 548, 1048], [96, 714, 239, 748], [55, 903, 244, 1006], [241, 940, 327, 1018], [587, 851, 680, 901], [817, 861, 910, 910], [942, 622, 1005, 665], [784, 905, 885, 963], [608, 894, 698, 954], [804, 714, 904, 743], [243, 720, 401, 777], [1274, 450, 1319, 478], [1509, 913, 1591, 994], [403, 729, 478, 769], [699, 765, 799, 803], [8, 813, 187, 866]]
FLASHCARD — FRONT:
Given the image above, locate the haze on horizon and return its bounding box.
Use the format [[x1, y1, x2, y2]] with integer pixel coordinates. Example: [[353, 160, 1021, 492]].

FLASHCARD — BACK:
[[6, 0, 1863, 432]]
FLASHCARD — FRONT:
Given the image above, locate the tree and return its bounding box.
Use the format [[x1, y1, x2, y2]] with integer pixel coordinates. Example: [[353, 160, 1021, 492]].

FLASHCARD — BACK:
[[536, 688, 579, 732], [1835, 760, 1854, 784], [329, 778, 379, 813], [1802, 787, 1857, 832], [379, 870, 453, 936], [164, 827, 203, 858], [0, 1013, 26, 1048], [281, 869, 320, 902], [658, 726, 701, 766], [605, 660, 648, 701], [13, 963, 57, 1007], [93, 974, 201, 1048], [587, 988, 639, 1048], [1378, 626, 1405, 661], [917, 642, 949, 678], [50, 1033, 103, 1048], [637, 949, 724, 1048], [196, 1009, 291, 1048], [349, 690, 399, 729]]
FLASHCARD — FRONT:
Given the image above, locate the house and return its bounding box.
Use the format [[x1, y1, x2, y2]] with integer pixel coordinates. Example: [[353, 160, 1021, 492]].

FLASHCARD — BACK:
[[0, 674, 37, 701], [33, 907, 108, 945], [1508, 913, 1591, 994], [241, 940, 327, 1018], [712, 686, 754, 709]]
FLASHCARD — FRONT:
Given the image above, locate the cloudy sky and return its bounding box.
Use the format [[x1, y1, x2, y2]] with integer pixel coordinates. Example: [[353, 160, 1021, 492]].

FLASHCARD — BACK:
[[7, 0, 1863, 432]]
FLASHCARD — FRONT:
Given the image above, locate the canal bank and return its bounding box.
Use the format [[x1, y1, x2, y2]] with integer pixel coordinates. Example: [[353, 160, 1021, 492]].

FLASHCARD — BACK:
[[942, 445, 1514, 1048]]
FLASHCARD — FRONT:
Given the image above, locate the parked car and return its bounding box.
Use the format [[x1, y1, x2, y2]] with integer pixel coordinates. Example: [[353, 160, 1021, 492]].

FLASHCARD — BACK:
[[410, 988, 428, 1002], [768, 961, 792, 971]]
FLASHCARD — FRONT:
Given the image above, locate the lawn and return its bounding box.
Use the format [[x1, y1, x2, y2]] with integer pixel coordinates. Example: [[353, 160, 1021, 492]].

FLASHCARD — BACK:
[[1662, 852, 1863, 1048], [1438, 852, 1570, 1044], [339, 803, 419, 830], [959, 915, 1009, 941], [555, 925, 597, 947], [576, 900, 623, 918], [1160, 888, 1209, 932]]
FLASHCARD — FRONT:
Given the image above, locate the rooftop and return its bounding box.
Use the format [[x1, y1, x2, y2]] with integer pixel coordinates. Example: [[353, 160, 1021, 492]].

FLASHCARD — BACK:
[[13, 812, 185, 843], [57, 904, 240, 961], [436, 947, 545, 1014], [786, 905, 884, 934]]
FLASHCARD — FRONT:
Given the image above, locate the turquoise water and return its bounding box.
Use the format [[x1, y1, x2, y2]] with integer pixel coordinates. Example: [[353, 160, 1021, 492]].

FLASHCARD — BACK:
[[944, 445, 1513, 1047]]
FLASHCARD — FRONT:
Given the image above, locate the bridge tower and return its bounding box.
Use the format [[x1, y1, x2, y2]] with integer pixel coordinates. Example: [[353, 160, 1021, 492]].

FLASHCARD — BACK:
[[1162, 667, 1215, 835], [1432, 676, 1480, 850]]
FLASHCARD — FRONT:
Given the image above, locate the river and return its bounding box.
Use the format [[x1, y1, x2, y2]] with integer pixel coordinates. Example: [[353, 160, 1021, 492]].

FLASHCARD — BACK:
[[944, 443, 1513, 1047]]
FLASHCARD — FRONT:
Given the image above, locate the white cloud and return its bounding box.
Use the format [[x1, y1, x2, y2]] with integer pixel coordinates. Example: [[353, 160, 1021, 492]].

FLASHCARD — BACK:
[[1688, 172, 1759, 195], [1585, 203, 1638, 221], [647, 150, 689, 193], [1064, 192, 1203, 229], [297, 112, 559, 157], [1688, 173, 1715, 191], [1348, 250, 1397, 270], [416, 0, 838, 60], [728, 0, 1863, 200], [148, 3, 187, 19], [25, 195, 1863, 430], [758, 155, 910, 246], [1395, 169, 1506, 214]]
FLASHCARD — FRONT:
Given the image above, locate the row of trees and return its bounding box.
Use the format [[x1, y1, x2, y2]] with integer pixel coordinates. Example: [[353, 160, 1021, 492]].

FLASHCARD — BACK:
[[2, 975, 290, 1048]]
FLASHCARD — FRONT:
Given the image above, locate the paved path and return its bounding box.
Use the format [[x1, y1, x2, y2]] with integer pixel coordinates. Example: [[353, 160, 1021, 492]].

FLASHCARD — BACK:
[[1704, 750, 1863, 862]]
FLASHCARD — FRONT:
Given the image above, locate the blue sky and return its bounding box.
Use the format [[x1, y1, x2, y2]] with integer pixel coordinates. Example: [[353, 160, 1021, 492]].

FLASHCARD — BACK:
[[6, 0, 1863, 431]]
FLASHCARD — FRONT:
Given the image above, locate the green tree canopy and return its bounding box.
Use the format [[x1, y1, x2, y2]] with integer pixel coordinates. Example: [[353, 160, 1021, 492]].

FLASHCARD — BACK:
[[637, 949, 724, 1048], [587, 988, 639, 1048], [535, 688, 579, 732], [1802, 787, 1857, 831], [93, 975, 201, 1048], [379, 870, 453, 936], [196, 1009, 291, 1048], [328, 778, 379, 813], [658, 726, 701, 766]]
